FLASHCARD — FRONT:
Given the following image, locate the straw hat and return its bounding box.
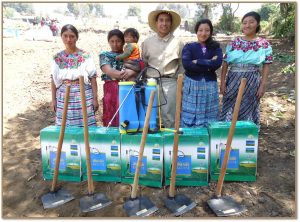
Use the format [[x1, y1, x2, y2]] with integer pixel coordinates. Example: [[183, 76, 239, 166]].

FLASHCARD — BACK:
[[148, 9, 181, 33]]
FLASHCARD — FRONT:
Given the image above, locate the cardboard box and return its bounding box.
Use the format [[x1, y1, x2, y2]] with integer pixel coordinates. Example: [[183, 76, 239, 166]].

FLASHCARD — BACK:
[[40, 126, 82, 182], [121, 132, 164, 188], [164, 128, 209, 186], [80, 127, 121, 182], [208, 121, 258, 182]]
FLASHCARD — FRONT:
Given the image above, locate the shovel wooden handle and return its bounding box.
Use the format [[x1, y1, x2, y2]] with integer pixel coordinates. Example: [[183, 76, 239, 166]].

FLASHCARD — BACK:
[[51, 84, 70, 192], [79, 76, 94, 194], [216, 78, 247, 197], [169, 74, 184, 198], [131, 90, 155, 199]]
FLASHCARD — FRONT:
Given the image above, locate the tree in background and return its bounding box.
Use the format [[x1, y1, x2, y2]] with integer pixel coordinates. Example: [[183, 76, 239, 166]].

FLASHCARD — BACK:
[[257, 3, 277, 35], [257, 3, 295, 42], [94, 4, 104, 16], [67, 3, 80, 18], [127, 5, 141, 21], [217, 3, 239, 33], [3, 7, 17, 19], [271, 3, 295, 41], [257, 3, 277, 21], [194, 3, 218, 20], [156, 3, 189, 19], [67, 3, 102, 19], [3, 3, 35, 15], [189, 3, 218, 33], [127, 5, 141, 16]]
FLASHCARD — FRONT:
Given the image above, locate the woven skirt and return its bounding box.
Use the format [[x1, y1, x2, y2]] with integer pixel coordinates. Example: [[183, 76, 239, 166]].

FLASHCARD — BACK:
[[181, 76, 219, 127], [102, 80, 119, 127], [219, 64, 261, 125], [56, 83, 96, 127]]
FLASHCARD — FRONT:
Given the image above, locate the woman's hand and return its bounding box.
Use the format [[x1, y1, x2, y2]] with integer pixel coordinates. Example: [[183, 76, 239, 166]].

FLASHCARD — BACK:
[[51, 99, 57, 112], [192, 60, 197, 64], [256, 82, 266, 99], [93, 98, 99, 112], [124, 60, 141, 72], [220, 81, 226, 95], [211, 55, 218, 60], [121, 69, 137, 81]]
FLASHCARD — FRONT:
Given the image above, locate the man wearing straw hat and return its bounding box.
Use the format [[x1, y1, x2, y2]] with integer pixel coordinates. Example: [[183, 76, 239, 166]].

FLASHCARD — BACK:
[[142, 9, 184, 128]]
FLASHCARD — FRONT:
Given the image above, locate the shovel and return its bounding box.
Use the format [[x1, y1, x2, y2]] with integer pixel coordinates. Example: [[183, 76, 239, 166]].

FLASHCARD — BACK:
[[207, 78, 247, 216], [164, 74, 196, 216], [123, 90, 158, 217], [41, 84, 75, 209], [78, 76, 112, 212]]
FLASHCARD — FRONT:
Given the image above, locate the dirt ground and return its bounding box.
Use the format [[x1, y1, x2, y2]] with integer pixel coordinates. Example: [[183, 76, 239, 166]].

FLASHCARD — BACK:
[[2, 30, 295, 218]]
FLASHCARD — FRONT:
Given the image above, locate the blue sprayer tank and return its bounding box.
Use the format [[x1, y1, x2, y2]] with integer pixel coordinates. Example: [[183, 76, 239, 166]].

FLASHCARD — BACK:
[[118, 79, 157, 134]]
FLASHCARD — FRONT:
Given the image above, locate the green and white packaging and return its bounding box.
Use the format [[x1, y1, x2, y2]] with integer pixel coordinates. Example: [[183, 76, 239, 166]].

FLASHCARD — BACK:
[[80, 127, 121, 182], [164, 128, 209, 186], [121, 132, 164, 188], [40, 126, 82, 182], [208, 121, 258, 182]]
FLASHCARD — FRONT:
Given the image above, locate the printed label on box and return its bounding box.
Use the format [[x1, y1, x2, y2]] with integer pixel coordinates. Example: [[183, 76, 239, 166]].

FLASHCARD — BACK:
[[176, 155, 192, 175], [90, 152, 106, 171], [220, 149, 239, 169], [50, 151, 67, 171], [130, 156, 147, 175]]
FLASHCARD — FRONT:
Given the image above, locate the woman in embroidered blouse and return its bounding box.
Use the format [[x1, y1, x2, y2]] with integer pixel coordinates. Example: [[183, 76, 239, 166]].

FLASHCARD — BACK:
[[99, 29, 138, 127], [51, 24, 98, 126], [219, 11, 273, 126], [181, 19, 223, 127]]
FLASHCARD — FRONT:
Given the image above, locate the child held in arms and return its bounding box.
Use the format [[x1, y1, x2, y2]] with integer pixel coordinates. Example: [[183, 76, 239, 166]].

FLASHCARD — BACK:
[[116, 28, 144, 81]]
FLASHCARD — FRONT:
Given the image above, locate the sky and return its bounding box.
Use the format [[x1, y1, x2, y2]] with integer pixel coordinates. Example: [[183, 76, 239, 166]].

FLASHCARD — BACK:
[[32, 2, 262, 22]]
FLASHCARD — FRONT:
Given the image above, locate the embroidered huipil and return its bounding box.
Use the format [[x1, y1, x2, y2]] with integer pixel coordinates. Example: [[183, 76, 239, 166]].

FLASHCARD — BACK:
[[224, 37, 273, 65], [51, 49, 97, 87]]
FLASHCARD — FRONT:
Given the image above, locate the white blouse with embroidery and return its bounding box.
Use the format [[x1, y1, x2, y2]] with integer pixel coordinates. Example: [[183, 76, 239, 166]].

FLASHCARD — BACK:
[[51, 49, 97, 87]]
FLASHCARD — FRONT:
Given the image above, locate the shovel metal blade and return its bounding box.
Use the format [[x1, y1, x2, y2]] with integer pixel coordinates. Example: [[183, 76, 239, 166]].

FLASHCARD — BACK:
[[165, 194, 197, 216], [207, 196, 247, 217], [80, 192, 112, 213], [41, 188, 75, 209], [123, 196, 158, 217]]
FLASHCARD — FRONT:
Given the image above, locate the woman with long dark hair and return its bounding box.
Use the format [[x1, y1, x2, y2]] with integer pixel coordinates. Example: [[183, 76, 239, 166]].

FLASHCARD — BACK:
[[51, 24, 98, 126], [181, 19, 223, 127], [219, 11, 273, 127]]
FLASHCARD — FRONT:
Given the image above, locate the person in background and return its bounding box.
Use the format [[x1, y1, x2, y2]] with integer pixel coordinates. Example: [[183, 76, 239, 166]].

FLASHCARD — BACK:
[[51, 24, 98, 126], [219, 11, 273, 127], [116, 28, 144, 81], [142, 9, 184, 128], [181, 19, 223, 127]]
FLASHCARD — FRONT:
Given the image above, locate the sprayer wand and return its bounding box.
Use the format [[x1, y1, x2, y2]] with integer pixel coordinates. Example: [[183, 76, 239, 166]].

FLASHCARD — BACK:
[[105, 67, 148, 130]]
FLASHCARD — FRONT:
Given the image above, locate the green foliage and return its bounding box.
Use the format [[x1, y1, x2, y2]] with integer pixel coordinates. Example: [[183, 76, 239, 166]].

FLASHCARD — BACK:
[[3, 3, 34, 15], [87, 3, 94, 14], [94, 4, 104, 16], [217, 3, 240, 33], [271, 3, 295, 40], [257, 3, 277, 21], [281, 64, 295, 75], [127, 5, 141, 17], [273, 51, 295, 63], [260, 20, 270, 34], [194, 3, 218, 20], [3, 7, 16, 18], [67, 3, 80, 18], [67, 3, 97, 18], [79, 4, 90, 18]]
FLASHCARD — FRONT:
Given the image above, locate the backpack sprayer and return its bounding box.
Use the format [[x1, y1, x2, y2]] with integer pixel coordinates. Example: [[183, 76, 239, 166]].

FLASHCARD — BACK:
[[105, 66, 181, 134]]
